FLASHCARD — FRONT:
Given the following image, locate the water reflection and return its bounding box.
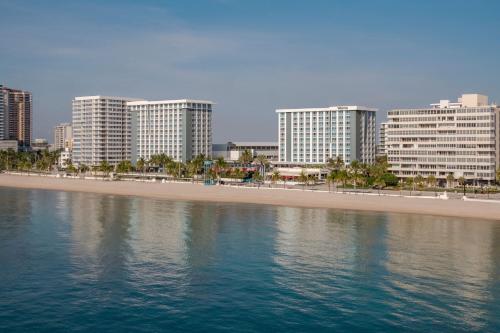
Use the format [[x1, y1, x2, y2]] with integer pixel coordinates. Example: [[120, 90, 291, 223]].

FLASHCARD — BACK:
[[383, 215, 497, 330], [1, 187, 499, 331]]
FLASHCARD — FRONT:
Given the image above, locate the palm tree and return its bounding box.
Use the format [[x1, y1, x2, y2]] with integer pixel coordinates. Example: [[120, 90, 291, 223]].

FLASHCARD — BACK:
[[446, 173, 455, 188], [271, 170, 281, 187], [188, 154, 205, 182], [116, 160, 133, 173], [405, 177, 414, 195], [414, 174, 425, 192], [337, 169, 349, 193], [99, 160, 113, 177], [373, 177, 386, 195], [298, 169, 308, 190], [458, 176, 466, 196], [239, 149, 253, 167], [165, 161, 178, 177], [327, 156, 344, 171], [349, 160, 361, 190], [254, 154, 269, 179], [252, 170, 264, 188], [79, 164, 89, 175], [66, 163, 77, 175], [214, 156, 227, 181], [136, 157, 146, 174], [427, 175, 437, 195], [326, 171, 336, 192]]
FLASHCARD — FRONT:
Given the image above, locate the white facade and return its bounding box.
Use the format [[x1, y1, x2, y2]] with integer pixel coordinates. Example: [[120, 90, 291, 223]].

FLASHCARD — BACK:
[[376, 122, 388, 156], [129, 99, 212, 163], [54, 122, 73, 150], [276, 106, 377, 165], [59, 148, 73, 168], [386, 94, 499, 183], [72, 96, 139, 166]]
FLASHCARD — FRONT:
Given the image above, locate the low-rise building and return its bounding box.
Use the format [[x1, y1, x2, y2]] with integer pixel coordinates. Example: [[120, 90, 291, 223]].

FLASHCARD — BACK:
[[212, 141, 279, 161], [386, 93, 499, 185], [0, 140, 19, 152], [31, 138, 50, 151]]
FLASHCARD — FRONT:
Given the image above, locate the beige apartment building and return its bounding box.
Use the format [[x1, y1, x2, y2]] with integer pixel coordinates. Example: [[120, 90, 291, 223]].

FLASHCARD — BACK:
[[54, 122, 73, 150], [386, 94, 499, 185]]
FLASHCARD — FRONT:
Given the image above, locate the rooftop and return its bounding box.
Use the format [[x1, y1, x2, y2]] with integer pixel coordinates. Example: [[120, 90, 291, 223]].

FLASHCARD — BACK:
[[276, 105, 378, 113], [74, 96, 142, 101], [127, 99, 214, 106]]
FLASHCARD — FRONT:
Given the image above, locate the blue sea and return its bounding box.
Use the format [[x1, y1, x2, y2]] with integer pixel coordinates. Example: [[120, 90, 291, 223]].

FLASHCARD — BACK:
[[0, 187, 499, 332]]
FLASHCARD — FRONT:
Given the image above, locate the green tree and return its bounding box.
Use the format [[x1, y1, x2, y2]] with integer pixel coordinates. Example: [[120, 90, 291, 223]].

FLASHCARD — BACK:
[[337, 169, 350, 192], [136, 157, 146, 174], [349, 160, 361, 190], [446, 173, 455, 188], [271, 170, 281, 186], [458, 176, 467, 196], [414, 174, 425, 191], [427, 175, 437, 195], [298, 169, 308, 190], [239, 149, 253, 166], [116, 160, 133, 173], [79, 164, 89, 174], [66, 163, 77, 174], [188, 154, 205, 181], [405, 177, 414, 195], [327, 156, 344, 171], [254, 154, 269, 178], [214, 156, 227, 180], [381, 173, 398, 187], [373, 177, 386, 195], [326, 171, 336, 192], [99, 160, 113, 177]]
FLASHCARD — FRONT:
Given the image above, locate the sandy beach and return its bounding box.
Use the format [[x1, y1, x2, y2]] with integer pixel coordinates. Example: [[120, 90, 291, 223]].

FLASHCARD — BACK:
[[1, 173, 500, 220]]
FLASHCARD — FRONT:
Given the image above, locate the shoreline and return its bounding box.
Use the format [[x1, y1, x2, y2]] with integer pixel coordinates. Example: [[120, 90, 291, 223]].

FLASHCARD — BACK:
[[1, 173, 500, 221]]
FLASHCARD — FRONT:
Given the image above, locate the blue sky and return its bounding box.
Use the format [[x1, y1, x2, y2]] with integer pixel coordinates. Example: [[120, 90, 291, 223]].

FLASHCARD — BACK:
[[1, 0, 499, 142]]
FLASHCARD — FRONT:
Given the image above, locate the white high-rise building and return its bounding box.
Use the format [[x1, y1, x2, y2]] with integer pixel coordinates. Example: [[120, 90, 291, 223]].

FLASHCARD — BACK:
[[129, 99, 213, 163], [276, 106, 377, 165], [386, 94, 500, 184], [54, 122, 73, 150], [72, 96, 140, 166]]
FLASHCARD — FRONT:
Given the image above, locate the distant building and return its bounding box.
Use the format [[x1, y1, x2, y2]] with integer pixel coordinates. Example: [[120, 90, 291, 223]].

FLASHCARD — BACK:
[[54, 122, 73, 150], [59, 148, 72, 168], [386, 94, 499, 184], [376, 122, 388, 157], [72, 96, 139, 166], [276, 105, 377, 165], [212, 141, 279, 161], [129, 99, 213, 163], [0, 85, 32, 149], [0, 140, 19, 152], [31, 138, 50, 151]]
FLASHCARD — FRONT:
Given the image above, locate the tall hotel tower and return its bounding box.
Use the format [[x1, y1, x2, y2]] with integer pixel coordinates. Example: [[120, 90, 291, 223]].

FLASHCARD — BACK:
[[72, 96, 139, 166], [129, 99, 213, 163], [0, 85, 32, 148], [276, 105, 376, 164], [386, 94, 499, 184]]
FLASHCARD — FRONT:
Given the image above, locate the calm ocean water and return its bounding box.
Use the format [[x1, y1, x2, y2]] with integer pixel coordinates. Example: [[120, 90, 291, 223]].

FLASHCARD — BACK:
[[0, 187, 499, 332]]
